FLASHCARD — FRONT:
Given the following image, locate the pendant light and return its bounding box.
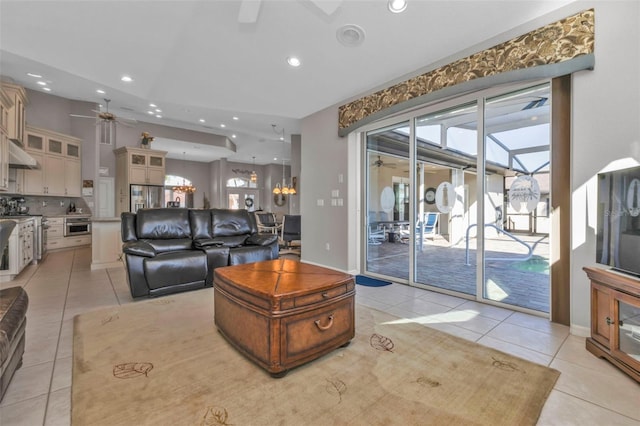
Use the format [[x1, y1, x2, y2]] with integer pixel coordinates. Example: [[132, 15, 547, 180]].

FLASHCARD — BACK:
[[271, 125, 297, 195], [250, 156, 257, 183], [173, 152, 196, 194]]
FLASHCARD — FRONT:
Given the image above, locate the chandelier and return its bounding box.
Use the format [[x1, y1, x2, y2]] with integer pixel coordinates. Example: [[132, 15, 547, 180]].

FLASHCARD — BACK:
[[272, 126, 297, 195], [250, 156, 257, 183], [173, 152, 196, 194]]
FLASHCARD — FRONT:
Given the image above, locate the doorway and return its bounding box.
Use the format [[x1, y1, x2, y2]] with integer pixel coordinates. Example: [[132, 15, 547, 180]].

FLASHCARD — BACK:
[[363, 82, 552, 314]]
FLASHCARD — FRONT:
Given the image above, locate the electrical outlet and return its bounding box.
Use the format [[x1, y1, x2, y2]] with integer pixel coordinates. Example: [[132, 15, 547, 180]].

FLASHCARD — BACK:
[[325, 243, 330, 251], [60, 201, 65, 207], [42, 201, 47, 207]]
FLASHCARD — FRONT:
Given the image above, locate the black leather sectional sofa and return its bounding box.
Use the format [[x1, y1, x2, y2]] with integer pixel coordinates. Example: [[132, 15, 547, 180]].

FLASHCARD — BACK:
[[121, 208, 279, 298]]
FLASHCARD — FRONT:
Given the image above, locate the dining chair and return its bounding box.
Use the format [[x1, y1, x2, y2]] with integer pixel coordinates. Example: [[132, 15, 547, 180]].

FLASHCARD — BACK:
[[279, 215, 301, 256], [255, 212, 281, 234]]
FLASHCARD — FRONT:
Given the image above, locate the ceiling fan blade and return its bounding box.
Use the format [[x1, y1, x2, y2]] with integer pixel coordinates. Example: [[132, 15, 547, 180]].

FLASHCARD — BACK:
[[238, 0, 261, 23], [70, 114, 97, 119]]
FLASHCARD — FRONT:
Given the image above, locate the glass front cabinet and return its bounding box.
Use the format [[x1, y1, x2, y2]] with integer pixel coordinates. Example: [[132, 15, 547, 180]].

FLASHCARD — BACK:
[[584, 267, 640, 383]]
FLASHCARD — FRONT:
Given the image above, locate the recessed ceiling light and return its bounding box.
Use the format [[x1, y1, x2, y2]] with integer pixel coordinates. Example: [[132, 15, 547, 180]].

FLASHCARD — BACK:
[[121, 75, 133, 82], [336, 24, 366, 47], [388, 0, 407, 13], [155, 109, 162, 113], [147, 111, 154, 115], [42, 87, 52, 92], [155, 114, 162, 118], [149, 103, 157, 108], [220, 124, 226, 128], [27, 73, 42, 78], [233, 116, 239, 121], [37, 81, 47, 86], [287, 56, 301, 67], [199, 119, 206, 123], [232, 134, 236, 138], [96, 89, 106, 94]]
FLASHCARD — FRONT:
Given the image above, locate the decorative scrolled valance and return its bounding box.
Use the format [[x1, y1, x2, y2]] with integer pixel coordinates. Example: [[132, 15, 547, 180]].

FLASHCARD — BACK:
[[338, 9, 594, 136]]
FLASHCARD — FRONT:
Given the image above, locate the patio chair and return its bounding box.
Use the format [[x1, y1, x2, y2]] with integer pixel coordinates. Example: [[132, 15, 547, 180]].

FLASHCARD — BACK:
[[368, 226, 385, 245], [422, 212, 439, 240], [279, 214, 301, 256], [400, 212, 439, 245]]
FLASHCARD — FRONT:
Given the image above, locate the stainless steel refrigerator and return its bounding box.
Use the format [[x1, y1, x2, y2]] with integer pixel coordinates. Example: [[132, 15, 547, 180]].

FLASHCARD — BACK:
[[130, 185, 164, 213]]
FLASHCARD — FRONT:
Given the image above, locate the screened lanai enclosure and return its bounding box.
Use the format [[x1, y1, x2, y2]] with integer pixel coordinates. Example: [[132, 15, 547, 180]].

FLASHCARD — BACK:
[[364, 83, 551, 313]]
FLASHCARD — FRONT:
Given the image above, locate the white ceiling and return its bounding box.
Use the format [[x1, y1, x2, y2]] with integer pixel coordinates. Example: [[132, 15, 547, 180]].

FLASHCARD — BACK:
[[0, 0, 574, 165]]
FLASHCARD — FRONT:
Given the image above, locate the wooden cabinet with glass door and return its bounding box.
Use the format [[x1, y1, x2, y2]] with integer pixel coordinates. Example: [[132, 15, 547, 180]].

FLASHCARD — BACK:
[[584, 266, 640, 382], [115, 147, 166, 185], [114, 146, 167, 214], [23, 126, 82, 196]]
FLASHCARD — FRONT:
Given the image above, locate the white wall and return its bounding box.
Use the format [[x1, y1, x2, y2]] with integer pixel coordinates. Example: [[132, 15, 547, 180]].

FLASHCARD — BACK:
[[301, 105, 351, 270], [300, 1, 640, 332], [570, 1, 640, 333]]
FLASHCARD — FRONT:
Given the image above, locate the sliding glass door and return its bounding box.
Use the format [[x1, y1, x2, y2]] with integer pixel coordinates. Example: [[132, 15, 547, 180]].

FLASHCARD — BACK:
[[482, 85, 551, 311], [362, 82, 552, 314], [365, 122, 410, 282], [412, 103, 478, 296]]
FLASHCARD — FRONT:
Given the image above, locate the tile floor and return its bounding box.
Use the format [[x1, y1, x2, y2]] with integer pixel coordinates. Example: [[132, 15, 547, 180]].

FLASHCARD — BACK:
[[0, 248, 638, 425]]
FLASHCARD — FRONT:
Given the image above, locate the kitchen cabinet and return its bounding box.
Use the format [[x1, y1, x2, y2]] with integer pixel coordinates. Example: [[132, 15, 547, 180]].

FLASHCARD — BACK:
[[0, 217, 34, 282], [91, 218, 123, 270], [0, 132, 8, 192], [115, 147, 166, 185], [584, 267, 640, 383], [23, 126, 82, 196], [0, 88, 12, 192], [45, 217, 65, 251], [45, 216, 91, 251], [8, 169, 24, 194], [114, 147, 167, 214], [0, 82, 27, 145]]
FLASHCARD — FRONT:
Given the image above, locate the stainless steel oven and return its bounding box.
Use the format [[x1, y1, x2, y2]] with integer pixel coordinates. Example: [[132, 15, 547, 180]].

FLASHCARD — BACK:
[[64, 217, 91, 237]]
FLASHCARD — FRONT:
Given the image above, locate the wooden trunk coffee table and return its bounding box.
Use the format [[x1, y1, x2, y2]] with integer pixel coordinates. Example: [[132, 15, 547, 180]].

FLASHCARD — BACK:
[[214, 259, 355, 377]]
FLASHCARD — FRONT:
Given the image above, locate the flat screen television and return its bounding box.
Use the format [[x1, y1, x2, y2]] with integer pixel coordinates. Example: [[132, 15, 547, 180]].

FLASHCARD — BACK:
[[596, 165, 640, 277]]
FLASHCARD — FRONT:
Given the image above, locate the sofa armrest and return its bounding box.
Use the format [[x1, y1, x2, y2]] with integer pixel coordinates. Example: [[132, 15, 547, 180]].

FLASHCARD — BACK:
[[245, 233, 278, 247], [122, 241, 157, 258], [193, 239, 224, 249]]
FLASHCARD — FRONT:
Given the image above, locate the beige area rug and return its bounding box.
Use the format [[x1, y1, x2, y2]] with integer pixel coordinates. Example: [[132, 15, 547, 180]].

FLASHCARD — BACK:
[[72, 290, 559, 425]]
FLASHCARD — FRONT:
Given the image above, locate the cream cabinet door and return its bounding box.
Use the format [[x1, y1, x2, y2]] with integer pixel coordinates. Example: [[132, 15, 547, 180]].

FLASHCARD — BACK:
[[65, 159, 81, 196], [23, 151, 45, 194], [147, 167, 165, 185], [0, 133, 8, 191], [45, 155, 65, 195], [129, 166, 148, 184]]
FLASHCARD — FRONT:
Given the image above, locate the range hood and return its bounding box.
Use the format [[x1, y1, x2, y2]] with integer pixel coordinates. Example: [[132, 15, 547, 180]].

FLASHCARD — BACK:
[[8, 140, 38, 169]]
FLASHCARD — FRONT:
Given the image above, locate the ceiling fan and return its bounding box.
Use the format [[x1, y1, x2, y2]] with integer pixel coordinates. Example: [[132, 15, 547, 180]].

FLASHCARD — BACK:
[[238, 0, 343, 23], [70, 99, 137, 126], [371, 156, 396, 169]]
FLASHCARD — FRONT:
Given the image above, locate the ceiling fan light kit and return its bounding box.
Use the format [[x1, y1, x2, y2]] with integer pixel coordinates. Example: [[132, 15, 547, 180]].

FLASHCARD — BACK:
[[70, 98, 137, 145]]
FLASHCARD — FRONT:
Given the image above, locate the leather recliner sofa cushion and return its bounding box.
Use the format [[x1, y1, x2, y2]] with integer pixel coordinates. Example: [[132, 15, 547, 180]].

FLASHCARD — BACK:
[[144, 251, 207, 290], [137, 208, 192, 239], [229, 246, 274, 265], [212, 210, 253, 236]]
